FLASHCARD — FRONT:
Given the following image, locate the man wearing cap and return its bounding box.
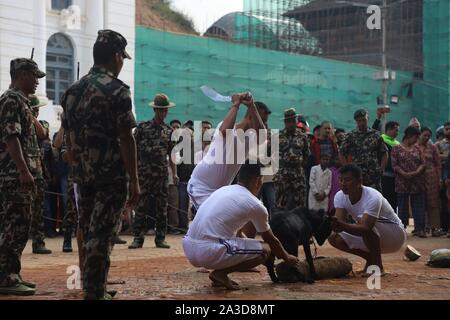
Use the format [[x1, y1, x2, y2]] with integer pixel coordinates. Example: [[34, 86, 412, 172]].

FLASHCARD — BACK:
[[129, 94, 178, 249], [274, 108, 310, 209], [61, 29, 139, 300], [0, 58, 46, 295], [339, 109, 388, 191], [28, 95, 52, 255]]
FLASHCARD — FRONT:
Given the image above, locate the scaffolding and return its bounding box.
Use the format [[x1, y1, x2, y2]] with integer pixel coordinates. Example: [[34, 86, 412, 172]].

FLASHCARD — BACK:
[[242, 0, 320, 54], [205, 0, 423, 73]]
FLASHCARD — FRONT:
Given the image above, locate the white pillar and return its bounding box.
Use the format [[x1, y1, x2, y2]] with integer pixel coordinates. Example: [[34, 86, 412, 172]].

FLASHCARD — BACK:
[[33, 0, 47, 96], [85, 0, 104, 67], [103, 0, 109, 29], [86, 0, 104, 34]]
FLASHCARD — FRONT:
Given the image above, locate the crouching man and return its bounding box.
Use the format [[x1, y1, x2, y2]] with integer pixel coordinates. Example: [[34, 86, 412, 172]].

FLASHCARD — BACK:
[[328, 164, 406, 275], [183, 162, 298, 290]]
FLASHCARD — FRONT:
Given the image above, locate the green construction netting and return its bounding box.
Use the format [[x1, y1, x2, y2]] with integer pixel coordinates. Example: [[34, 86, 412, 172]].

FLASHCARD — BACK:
[[415, 0, 450, 128], [135, 26, 415, 131]]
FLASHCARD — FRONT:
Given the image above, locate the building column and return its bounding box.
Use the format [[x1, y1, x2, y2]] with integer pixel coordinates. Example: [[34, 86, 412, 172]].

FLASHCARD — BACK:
[[84, 0, 104, 68], [33, 0, 47, 96]]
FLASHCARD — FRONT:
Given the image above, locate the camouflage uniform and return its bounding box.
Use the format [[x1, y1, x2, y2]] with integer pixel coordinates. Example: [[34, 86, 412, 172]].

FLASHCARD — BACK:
[[0, 58, 45, 286], [61, 139, 78, 236], [29, 105, 46, 247], [60, 171, 78, 231], [274, 128, 311, 209], [29, 178, 46, 245], [339, 128, 388, 190], [61, 30, 135, 300], [132, 120, 174, 244]]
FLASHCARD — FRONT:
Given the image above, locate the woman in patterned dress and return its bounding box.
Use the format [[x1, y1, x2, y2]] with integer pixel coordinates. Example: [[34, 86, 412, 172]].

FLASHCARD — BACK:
[[391, 126, 427, 237], [418, 127, 444, 237]]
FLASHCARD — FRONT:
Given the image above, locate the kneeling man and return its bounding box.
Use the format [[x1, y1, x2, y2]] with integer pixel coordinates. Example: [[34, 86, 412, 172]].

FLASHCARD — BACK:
[[183, 162, 298, 290], [328, 164, 406, 274]]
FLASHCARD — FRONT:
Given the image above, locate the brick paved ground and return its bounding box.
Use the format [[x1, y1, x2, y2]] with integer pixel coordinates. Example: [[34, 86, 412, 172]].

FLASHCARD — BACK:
[[0, 231, 449, 300]]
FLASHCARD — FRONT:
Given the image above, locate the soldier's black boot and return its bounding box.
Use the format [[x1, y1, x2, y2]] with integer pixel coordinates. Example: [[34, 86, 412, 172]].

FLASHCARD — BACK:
[[17, 274, 36, 288], [32, 242, 52, 254], [113, 236, 127, 245], [63, 232, 73, 253], [155, 240, 170, 249], [128, 238, 144, 249]]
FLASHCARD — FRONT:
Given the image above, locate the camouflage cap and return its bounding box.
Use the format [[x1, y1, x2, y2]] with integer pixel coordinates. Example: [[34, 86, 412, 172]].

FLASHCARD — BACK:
[[95, 29, 131, 59], [10, 58, 46, 78], [353, 108, 368, 119]]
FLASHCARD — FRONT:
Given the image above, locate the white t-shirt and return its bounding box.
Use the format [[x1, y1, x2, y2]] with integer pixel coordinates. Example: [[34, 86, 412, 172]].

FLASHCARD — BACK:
[[189, 122, 256, 191], [334, 186, 402, 225], [187, 184, 270, 240]]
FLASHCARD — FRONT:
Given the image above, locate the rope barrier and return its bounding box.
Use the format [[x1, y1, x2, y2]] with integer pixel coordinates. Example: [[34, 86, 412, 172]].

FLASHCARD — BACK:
[[42, 215, 64, 223], [41, 191, 191, 232], [44, 190, 65, 197]]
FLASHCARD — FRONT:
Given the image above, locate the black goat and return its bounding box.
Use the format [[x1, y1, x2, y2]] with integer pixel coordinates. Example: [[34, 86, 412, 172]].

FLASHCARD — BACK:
[[266, 207, 332, 284]]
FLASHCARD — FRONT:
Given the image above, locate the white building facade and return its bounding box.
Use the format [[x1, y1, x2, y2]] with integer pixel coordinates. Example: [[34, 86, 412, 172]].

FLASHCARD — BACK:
[[0, 0, 135, 132]]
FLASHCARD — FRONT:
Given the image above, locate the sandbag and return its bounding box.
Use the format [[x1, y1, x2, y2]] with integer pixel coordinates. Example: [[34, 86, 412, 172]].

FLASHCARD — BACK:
[[426, 249, 450, 268], [275, 256, 353, 283]]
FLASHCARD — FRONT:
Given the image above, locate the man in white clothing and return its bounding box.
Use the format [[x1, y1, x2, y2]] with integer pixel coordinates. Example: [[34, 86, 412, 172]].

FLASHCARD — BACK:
[[328, 164, 406, 275], [183, 162, 298, 290], [187, 95, 271, 210], [308, 154, 332, 211]]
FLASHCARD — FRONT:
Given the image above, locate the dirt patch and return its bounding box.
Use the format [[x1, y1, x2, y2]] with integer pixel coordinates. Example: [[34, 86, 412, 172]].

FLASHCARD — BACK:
[[136, 0, 198, 35]]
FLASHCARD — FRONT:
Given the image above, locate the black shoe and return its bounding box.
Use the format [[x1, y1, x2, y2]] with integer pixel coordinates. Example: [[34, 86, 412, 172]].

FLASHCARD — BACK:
[[32, 242, 52, 254], [18, 275, 36, 289], [0, 283, 35, 296], [155, 241, 170, 249], [63, 235, 73, 253], [113, 236, 127, 245], [128, 238, 144, 249], [107, 290, 117, 298]]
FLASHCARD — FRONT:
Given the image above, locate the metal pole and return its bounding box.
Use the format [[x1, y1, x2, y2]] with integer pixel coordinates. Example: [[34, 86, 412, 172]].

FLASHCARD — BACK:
[[381, 0, 388, 132]]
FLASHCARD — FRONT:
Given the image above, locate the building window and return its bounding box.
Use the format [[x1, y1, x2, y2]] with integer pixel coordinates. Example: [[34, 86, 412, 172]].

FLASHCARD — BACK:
[[46, 33, 74, 104], [51, 0, 73, 11]]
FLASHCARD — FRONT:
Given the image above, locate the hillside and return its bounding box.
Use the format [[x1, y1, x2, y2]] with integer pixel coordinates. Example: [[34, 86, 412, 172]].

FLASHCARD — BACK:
[[136, 0, 198, 35]]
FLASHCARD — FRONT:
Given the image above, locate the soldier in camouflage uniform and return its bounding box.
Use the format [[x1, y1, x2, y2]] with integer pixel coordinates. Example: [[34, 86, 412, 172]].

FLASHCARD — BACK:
[[61, 30, 140, 300], [339, 109, 388, 191], [51, 124, 79, 253], [274, 108, 311, 209], [0, 58, 46, 296], [28, 95, 52, 255], [129, 94, 178, 249], [60, 139, 78, 253]]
